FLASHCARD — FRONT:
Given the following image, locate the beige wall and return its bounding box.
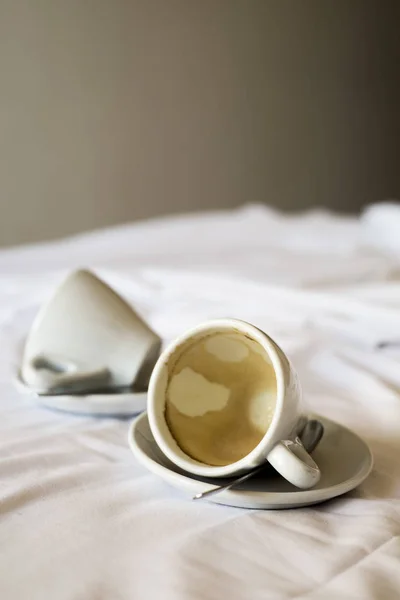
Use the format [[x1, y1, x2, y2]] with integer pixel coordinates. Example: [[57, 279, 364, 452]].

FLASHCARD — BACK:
[[0, 1, 399, 246]]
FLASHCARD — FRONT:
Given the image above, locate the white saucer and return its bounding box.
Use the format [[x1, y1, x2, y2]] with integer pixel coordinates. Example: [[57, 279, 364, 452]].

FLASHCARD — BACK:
[[128, 412, 373, 509], [15, 371, 147, 416]]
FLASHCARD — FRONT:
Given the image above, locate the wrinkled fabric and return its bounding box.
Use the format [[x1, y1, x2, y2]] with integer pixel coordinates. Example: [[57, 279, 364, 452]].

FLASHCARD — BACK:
[[1, 204, 400, 600]]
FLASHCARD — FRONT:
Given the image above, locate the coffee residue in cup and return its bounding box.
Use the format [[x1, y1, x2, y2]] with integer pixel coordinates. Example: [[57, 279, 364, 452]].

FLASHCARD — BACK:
[[165, 332, 277, 466]]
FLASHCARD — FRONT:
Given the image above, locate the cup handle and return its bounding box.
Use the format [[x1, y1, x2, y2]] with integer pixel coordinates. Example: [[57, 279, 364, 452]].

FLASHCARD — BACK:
[[267, 437, 321, 489], [22, 354, 111, 394]]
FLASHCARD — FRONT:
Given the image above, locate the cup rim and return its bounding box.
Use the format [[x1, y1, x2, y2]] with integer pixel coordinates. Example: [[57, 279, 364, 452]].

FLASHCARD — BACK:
[[147, 318, 286, 477]]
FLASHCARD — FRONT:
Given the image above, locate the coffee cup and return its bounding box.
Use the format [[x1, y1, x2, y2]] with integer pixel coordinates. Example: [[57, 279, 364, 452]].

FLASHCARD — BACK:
[[147, 319, 320, 489], [21, 269, 161, 395]]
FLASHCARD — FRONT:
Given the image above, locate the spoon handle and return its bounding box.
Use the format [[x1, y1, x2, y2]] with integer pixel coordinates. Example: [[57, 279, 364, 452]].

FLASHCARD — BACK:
[[193, 463, 267, 500]]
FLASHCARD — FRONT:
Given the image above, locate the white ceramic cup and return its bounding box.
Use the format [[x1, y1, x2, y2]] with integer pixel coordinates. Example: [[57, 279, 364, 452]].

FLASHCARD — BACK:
[[21, 269, 161, 395], [147, 319, 320, 489]]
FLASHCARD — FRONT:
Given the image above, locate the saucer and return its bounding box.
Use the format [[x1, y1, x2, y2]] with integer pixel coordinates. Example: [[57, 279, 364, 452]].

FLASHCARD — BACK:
[[15, 371, 147, 416], [128, 412, 373, 509]]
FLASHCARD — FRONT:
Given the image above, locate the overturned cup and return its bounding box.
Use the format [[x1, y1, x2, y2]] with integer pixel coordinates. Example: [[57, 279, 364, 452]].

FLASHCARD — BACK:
[[18, 269, 161, 416]]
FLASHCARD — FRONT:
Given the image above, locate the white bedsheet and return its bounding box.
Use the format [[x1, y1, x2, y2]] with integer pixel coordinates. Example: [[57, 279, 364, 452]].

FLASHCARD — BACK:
[[1, 204, 400, 599]]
